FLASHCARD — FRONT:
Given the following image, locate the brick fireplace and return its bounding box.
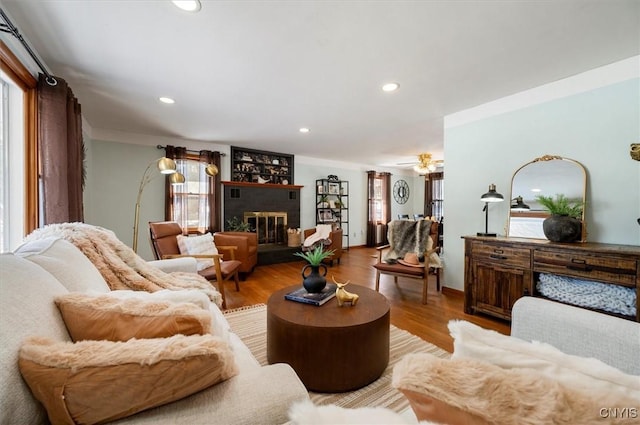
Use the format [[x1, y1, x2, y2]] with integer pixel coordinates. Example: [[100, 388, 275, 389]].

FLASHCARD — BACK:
[[223, 182, 302, 263]]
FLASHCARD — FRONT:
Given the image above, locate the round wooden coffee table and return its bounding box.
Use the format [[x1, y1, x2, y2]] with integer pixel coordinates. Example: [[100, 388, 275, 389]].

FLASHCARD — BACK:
[[267, 284, 390, 392]]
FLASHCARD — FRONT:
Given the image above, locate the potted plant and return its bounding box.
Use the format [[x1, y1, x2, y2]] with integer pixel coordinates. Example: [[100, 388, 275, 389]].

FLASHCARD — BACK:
[[317, 194, 329, 208], [226, 216, 252, 232], [535, 194, 584, 242], [294, 246, 335, 293]]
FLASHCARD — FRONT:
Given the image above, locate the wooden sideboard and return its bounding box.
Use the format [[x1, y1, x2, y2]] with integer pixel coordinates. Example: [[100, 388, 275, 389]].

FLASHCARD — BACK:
[[463, 236, 640, 322]]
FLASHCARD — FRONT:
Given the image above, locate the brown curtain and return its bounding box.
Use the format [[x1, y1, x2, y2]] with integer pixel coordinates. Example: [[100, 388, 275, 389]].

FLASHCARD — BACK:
[[38, 74, 83, 224], [199, 150, 221, 233], [164, 145, 187, 223], [366, 171, 391, 247]]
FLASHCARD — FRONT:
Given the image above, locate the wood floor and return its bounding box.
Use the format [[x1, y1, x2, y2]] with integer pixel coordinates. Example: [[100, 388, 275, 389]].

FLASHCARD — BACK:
[[222, 246, 511, 352]]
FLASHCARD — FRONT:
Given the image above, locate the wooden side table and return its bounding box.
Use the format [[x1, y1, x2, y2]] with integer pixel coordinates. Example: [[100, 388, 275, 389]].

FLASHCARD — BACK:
[[267, 284, 390, 392]]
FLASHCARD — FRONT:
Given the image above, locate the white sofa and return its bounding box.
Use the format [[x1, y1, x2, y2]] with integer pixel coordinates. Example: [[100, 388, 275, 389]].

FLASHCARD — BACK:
[[1, 237, 308, 425]]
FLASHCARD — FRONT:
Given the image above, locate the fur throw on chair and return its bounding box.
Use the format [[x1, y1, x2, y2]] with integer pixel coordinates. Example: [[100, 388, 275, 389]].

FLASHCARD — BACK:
[[384, 220, 433, 262], [23, 222, 222, 306]]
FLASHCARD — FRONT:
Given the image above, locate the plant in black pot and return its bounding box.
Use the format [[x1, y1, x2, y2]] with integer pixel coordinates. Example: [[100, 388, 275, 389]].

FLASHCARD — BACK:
[[536, 194, 584, 243], [294, 246, 335, 293]]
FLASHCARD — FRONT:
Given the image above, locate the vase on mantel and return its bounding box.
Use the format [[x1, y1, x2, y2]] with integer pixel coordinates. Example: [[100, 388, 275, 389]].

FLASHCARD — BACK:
[[542, 214, 582, 243], [301, 264, 328, 293]]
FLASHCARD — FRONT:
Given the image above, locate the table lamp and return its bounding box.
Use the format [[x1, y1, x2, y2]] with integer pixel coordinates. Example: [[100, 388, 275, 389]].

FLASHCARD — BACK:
[[477, 184, 504, 237]]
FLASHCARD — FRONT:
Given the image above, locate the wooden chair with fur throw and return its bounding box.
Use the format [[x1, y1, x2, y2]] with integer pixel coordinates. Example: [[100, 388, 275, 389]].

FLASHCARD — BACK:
[[372, 220, 442, 304], [149, 221, 241, 309]]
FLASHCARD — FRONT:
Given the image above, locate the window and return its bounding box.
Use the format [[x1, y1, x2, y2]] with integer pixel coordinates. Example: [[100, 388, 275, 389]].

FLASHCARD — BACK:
[[0, 44, 38, 252], [425, 172, 444, 220], [170, 155, 213, 233]]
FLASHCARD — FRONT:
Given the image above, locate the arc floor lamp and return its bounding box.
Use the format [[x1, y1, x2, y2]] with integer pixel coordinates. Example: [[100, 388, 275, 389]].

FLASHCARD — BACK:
[[132, 157, 184, 253]]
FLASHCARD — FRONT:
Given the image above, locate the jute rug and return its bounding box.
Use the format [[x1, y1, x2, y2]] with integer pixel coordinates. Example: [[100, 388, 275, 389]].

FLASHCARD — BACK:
[[224, 304, 450, 412]]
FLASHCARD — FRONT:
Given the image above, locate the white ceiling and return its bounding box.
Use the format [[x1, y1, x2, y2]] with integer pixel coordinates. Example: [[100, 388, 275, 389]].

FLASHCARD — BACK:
[[1, 0, 638, 168]]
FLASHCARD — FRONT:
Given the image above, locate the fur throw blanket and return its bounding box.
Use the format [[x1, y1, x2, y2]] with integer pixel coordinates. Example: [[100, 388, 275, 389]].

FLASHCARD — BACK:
[[384, 220, 441, 268], [24, 223, 222, 307], [393, 353, 640, 425]]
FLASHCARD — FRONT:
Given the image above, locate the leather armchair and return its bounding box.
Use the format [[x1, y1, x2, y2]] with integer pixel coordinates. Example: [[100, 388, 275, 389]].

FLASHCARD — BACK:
[[302, 227, 343, 266], [214, 231, 258, 277]]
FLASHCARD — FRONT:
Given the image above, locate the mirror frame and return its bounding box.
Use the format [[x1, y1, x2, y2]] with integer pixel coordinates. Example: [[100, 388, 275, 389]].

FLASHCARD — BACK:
[[507, 155, 587, 242]]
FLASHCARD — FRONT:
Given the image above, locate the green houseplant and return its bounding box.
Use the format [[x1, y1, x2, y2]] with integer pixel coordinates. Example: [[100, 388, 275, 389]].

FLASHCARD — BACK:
[[294, 246, 335, 293], [535, 194, 584, 242], [226, 216, 252, 232]]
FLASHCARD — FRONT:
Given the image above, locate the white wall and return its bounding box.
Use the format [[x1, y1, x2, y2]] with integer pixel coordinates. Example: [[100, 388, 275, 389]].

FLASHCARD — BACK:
[[442, 58, 640, 291]]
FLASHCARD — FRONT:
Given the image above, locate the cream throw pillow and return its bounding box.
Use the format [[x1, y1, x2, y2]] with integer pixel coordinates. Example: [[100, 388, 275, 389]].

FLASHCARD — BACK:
[[19, 334, 237, 425], [55, 292, 212, 342], [95, 289, 232, 345], [177, 233, 218, 271], [448, 320, 640, 400]]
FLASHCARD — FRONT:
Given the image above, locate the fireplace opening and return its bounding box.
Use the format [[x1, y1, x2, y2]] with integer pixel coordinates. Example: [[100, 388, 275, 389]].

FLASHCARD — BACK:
[[244, 211, 288, 245]]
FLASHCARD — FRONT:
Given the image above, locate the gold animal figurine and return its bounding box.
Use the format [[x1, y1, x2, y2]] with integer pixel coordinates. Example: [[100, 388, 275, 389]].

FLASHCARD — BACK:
[[333, 276, 359, 307]]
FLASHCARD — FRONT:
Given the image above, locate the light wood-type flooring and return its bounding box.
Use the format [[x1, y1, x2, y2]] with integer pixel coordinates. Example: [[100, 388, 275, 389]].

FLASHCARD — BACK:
[[222, 246, 511, 352]]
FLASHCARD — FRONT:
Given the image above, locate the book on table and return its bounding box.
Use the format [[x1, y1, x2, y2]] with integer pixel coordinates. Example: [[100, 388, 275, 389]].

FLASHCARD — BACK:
[[285, 284, 337, 306]]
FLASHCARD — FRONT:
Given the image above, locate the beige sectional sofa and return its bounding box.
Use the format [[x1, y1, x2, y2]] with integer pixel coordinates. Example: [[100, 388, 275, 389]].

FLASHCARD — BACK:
[[0, 237, 308, 425]]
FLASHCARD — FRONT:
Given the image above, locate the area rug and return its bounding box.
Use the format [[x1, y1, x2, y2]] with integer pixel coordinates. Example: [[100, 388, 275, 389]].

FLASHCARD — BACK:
[[224, 304, 450, 412]]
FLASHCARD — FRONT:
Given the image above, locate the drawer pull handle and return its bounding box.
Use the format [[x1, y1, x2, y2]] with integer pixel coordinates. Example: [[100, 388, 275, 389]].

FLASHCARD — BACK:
[[567, 259, 592, 272], [490, 254, 508, 260], [493, 249, 504, 254]]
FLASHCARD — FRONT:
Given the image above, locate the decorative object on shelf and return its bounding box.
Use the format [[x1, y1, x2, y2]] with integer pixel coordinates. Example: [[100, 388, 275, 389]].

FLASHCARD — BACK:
[[393, 179, 410, 204], [132, 157, 186, 253], [536, 194, 583, 243], [333, 276, 359, 307], [510, 196, 530, 211], [477, 184, 504, 237], [294, 246, 335, 293], [231, 146, 293, 184], [327, 174, 339, 182], [328, 182, 340, 195]]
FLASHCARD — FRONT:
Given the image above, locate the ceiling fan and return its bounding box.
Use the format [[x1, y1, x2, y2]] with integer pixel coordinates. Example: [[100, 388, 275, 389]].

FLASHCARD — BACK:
[[398, 153, 444, 174]]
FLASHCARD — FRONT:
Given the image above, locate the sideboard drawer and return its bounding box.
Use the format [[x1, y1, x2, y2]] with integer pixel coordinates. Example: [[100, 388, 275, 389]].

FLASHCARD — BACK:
[[472, 242, 530, 269], [534, 250, 637, 287]]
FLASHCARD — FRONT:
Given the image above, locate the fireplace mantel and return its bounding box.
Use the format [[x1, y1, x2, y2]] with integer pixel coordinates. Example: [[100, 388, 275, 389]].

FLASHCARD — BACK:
[[222, 181, 304, 190]]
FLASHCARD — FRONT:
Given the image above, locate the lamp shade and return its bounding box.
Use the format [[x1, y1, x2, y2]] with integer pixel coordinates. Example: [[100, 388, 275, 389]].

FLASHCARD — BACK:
[[205, 164, 219, 177], [169, 172, 185, 185], [480, 184, 504, 203], [511, 196, 530, 210], [157, 157, 177, 174]]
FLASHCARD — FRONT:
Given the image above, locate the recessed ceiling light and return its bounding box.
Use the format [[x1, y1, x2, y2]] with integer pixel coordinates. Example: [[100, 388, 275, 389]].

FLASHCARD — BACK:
[[159, 97, 175, 104], [299, 128, 310, 133], [382, 82, 400, 92], [171, 0, 201, 12]]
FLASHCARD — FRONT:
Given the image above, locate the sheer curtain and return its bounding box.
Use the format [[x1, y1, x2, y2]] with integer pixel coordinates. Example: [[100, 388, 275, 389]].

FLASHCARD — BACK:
[[38, 74, 84, 224], [164, 146, 221, 234], [366, 171, 391, 247]]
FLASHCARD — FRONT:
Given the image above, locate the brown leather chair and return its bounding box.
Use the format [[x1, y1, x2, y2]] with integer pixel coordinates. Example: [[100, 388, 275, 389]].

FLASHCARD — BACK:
[[373, 220, 441, 304], [149, 221, 241, 309], [213, 231, 258, 278], [302, 227, 343, 266]]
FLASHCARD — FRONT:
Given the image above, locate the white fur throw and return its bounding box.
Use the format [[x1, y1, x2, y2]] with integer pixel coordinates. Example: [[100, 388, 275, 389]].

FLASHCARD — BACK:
[[393, 353, 640, 425], [23, 222, 222, 306], [177, 233, 218, 271], [288, 400, 441, 425], [448, 320, 640, 400]]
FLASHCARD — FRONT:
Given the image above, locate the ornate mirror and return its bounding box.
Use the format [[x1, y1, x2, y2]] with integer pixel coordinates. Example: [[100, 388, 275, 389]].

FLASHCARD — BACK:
[[507, 155, 587, 241]]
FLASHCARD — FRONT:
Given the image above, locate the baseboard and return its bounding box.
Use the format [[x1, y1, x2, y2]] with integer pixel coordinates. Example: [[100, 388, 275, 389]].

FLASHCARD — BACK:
[[441, 286, 463, 297]]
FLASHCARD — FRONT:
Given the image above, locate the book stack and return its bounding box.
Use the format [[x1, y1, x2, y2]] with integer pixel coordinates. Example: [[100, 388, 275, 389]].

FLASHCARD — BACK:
[[285, 284, 337, 306]]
